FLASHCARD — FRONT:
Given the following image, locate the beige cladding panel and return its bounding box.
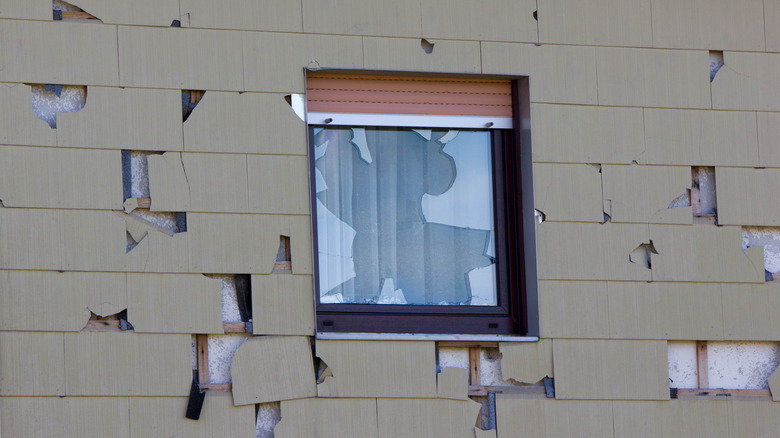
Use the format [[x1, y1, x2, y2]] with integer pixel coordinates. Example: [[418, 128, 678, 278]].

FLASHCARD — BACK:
[[641, 108, 759, 166], [362, 37, 481, 75], [495, 396, 614, 438], [607, 281, 724, 340], [437, 367, 468, 400], [421, 0, 536, 43], [499, 339, 554, 383], [0, 270, 126, 331], [536, 222, 651, 281], [531, 104, 645, 164], [118, 26, 243, 90], [612, 400, 729, 438], [231, 336, 317, 405], [276, 398, 379, 438], [126, 273, 223, 334], [183, 91, 307, 155], [0, 0, 51, 19], [758, 113, 780, 167], [247, 155, 311, 214], [243, 32, 363, 93], [64, 332, 192, 396], [302, 0, 420, 37], [721, 283, 780, 340], [729, 401, 780, 436], [0, 207, 62, 270], [316, 340, 437, 398], [252, 274, 314, 336], [59, 209, 129, 271], [651, 0, 765, 50], [649, 225, 765, 283], [147, 152, 191, 211], [0, 146, 122, 210], [538, 280, 609, 339], [480, 42, 532, 76], [182, 0, 302, 31], [769, 369, 780, 401], [596, 47, 710, 108], [123, 230, 191, 273], [538, 0, 652, 47], [0, 83, 57, 146], [129, 395, 256, 438], [0, 397, 130, 438], [0, 21, 119, 85], [533, 163, 603, 223], [716, 167, 780, 226], [712, 52, 780, 111], [376, 398, 481, 438], [0, 332, 64, 396], [553, 339, 669, 400], [57, 87, 183, 151], [66, 0, 180, 26], [180, 152, 249, 213], [766, 0, 780, 52], [188, 213, 310, 273], [602, 164, 692, 224]]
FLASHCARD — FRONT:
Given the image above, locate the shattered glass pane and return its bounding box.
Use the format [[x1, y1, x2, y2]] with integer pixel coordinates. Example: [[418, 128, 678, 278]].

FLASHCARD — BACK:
[[314, 126, 497, 306]]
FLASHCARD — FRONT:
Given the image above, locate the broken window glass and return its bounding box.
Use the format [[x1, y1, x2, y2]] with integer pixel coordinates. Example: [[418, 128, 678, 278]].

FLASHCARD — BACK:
[[314, 126, 497, 306]]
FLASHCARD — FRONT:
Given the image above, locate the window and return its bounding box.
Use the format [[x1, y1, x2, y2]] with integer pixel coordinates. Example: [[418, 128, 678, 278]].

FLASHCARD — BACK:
[[307, 72, 538, 336]]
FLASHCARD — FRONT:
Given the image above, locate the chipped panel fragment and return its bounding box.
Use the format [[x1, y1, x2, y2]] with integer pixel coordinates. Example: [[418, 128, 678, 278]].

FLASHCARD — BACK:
[[499, 339, 554, 384], [437, 367, 469, 400], [316, 340, 437, 398], [147, 152, 191, 212], [602, 165, 692, 224], [61, 0, 179, 26], [231, 336, 317, 405]]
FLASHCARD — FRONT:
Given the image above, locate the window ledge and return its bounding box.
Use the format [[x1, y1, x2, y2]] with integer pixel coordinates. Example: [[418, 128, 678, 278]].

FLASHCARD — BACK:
[[315, 332, 539, 342]]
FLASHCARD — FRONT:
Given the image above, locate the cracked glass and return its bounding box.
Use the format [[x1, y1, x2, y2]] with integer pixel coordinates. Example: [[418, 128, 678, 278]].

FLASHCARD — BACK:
[[313, 126, 498, 306]]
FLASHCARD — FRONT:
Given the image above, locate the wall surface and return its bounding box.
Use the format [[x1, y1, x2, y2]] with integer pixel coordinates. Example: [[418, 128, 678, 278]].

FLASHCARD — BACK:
[[2, 1, 780, 437]]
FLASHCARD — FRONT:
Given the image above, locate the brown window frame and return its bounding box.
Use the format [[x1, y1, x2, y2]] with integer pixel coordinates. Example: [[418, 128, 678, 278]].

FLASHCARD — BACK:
[[308, 75, 537, 336]]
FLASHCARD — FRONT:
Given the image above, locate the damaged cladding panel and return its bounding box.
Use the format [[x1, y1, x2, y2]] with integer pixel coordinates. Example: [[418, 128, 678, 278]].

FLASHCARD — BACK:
[[716, 167, 780, 226], [553, 339, 670, 400], [601, 164, 692, 224], [641, 108, 759, 166], [0, 332, 65, 395], [118, 26, 243, 90], [231, 336, 317, 405], [275, 398, 378, 438], [316, 340, 437, 398], [146, 152, 191, 212], [481, 44, 598, 105], [188, 213, 311, 274], [64, 332, 192, 396], [648, 225, 765, 283], [595, 47, 710, 108], [538, 0, 652, 47], [607, 281, 724, 340], [302, 0, 419, 37], [711, 52, 780, 111], [536, 222, 651, 281], [420, 0, 537, 43], [531, 103, 644, 164], [436, 367, 469, 400], [0, 83, 57, 146], [59, 0, 180, 26], [242, 32, 363, 93], [0, 21, 119, 86], [499, 339, 554, 383], [0, 146, 123, 210], [126, 274, 223, 334], [496, 396, 614, 438], [251, 274, 315, 336], [533, 163, 603, 222], [362, 37, 481, 74], [183, 92, 307, 155], [57, 87, 183, 151], [0, 397, 130, 438], [129, 394, 256, 438], [182, 0, 302, 32], [376, 398, 482, 438], [538, 281, 610, 339], [0, 270, 126, 332], [651, 0, 765, 51]]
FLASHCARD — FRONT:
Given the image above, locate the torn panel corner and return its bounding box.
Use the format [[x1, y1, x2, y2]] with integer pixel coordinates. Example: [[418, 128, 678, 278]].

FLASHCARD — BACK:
[[499, 339, 553, 384]]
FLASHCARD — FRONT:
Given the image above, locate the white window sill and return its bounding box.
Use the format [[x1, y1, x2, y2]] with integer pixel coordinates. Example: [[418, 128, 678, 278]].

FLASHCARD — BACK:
[[315, 332, 539, 342]]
